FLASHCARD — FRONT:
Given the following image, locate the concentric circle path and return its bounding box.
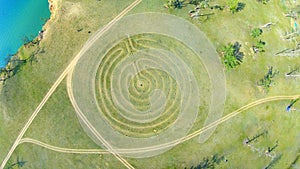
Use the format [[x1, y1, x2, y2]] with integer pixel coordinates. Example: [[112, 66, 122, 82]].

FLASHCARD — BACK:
[[68, 12, 226, 158]]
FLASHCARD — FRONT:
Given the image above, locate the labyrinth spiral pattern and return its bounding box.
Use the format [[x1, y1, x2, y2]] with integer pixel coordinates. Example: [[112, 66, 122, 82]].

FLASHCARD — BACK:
[[69, 13, 226, 158], [95, 33, 200, 138]]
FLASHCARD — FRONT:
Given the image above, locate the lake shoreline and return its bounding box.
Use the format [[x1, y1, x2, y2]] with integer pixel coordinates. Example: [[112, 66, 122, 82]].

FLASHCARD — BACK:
[[0, 0, 60, 84], [45, 0, 60, 37]]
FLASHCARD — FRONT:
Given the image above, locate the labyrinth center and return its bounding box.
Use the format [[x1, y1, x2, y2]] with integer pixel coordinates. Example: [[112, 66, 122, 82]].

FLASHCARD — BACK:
[[70, 13, 226, 158], [95, 33, 202, 138]]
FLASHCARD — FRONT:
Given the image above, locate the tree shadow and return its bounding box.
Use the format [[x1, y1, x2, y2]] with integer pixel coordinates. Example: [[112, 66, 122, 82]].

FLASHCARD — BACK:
[[237, 2, 246, 12], [264, 154, 282, 169], [233, 41, 244, 62], [186, 154, 225, 169]]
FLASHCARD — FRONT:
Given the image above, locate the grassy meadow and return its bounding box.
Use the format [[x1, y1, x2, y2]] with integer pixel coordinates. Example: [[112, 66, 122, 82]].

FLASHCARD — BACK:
[[0, 0, 300, 168]]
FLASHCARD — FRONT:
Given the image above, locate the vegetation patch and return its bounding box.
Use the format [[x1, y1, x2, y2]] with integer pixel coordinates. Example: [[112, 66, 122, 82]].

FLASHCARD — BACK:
[[250, 28, 263, 38], [1, 0, 300, 168], [257, 66, 279, 91], [219, 42, 244, 69]]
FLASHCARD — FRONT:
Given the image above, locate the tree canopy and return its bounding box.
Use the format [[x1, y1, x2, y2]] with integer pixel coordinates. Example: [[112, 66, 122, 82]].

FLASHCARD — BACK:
[[251, 28, 263, 38], [164, 0, 186, 9], [220, 42, 244, 69], [226, 0, 245, 13], [257, 66, 279, 91], [253, 40, 266, 53]]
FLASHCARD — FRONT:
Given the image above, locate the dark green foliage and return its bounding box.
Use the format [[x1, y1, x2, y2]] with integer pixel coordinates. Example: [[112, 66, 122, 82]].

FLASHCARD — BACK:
[[257, 66, 279, 90], [165, 0, 186, 9], [251, 28, 263, 38], [220, 42, 244, 69], [165, 0, 212, 9], [253, 40, 266, 53], [251, 29, 265, 53], [227, 0, 245, 13], [237, 2, 246, 11]]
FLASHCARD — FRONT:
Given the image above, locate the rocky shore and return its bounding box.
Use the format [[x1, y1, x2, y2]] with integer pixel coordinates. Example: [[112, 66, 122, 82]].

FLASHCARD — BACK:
[[48, 0, 60, 21]]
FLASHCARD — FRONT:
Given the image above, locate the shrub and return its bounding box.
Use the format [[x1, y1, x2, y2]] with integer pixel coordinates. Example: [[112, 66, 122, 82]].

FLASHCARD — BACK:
[[220, 42, 244, 69], [251, 28, 263, 38]]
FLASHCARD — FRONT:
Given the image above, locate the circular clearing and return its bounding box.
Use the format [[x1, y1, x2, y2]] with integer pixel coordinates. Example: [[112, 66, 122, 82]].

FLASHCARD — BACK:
[[69, 13, 226, 158]]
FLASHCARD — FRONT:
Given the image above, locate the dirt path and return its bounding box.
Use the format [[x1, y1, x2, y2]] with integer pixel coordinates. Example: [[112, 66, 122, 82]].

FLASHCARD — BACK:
[[67, 67, 135, 169], [0, 1, 142, 169], [20, 95, 300, 155], [2, 1, 298, 168], [19, 138, 110, 154]]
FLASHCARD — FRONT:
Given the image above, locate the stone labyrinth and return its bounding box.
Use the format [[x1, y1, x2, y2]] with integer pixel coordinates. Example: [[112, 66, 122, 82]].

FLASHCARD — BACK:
[[69, 13, 226, 158]]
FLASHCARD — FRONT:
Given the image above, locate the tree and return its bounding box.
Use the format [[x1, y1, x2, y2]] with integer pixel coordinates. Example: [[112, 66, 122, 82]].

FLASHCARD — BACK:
[[257, 66, 279, 91], [164, 0, 186, 9], [220, 42, 244, 69], [165, 0, 211, 9], [253, 40, 266, 53], [251, 28, 263, 38], [227, 0, 238, 13], [227, 0, 245, 13]]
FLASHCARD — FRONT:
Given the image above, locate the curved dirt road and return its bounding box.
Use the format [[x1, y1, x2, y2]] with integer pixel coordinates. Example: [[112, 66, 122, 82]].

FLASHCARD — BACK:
[[21, 95, 300, 154], [0, 1, 142, 169], [2, 0, 299, 168], [19, 138, 110, 154]]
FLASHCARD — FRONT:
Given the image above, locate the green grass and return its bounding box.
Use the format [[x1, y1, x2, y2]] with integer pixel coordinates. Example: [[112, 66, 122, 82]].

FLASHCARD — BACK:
[[0, 0, 135, 167], [24, 79, 100, 149], [1, 0, 300, 168], [93, 33, 210, 137]]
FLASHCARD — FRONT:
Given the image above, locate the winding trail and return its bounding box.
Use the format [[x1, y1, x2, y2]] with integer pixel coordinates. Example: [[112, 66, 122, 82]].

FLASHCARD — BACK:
[[0, 1, 142, 169], [67, 69, 134, 169], [20, 95, 300, 154], [1, 0, 299, 168], [19, 138, 110, 154]]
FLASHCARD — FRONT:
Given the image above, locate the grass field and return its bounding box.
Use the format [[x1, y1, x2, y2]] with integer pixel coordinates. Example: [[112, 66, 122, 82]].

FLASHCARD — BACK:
[[93, 34, 201, 137], [68, 12, 223, 159], [0, 0, 300, 168]]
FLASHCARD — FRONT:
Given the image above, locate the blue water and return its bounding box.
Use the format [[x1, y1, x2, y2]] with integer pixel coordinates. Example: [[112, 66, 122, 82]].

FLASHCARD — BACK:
[[0, 0, 50, 68]]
